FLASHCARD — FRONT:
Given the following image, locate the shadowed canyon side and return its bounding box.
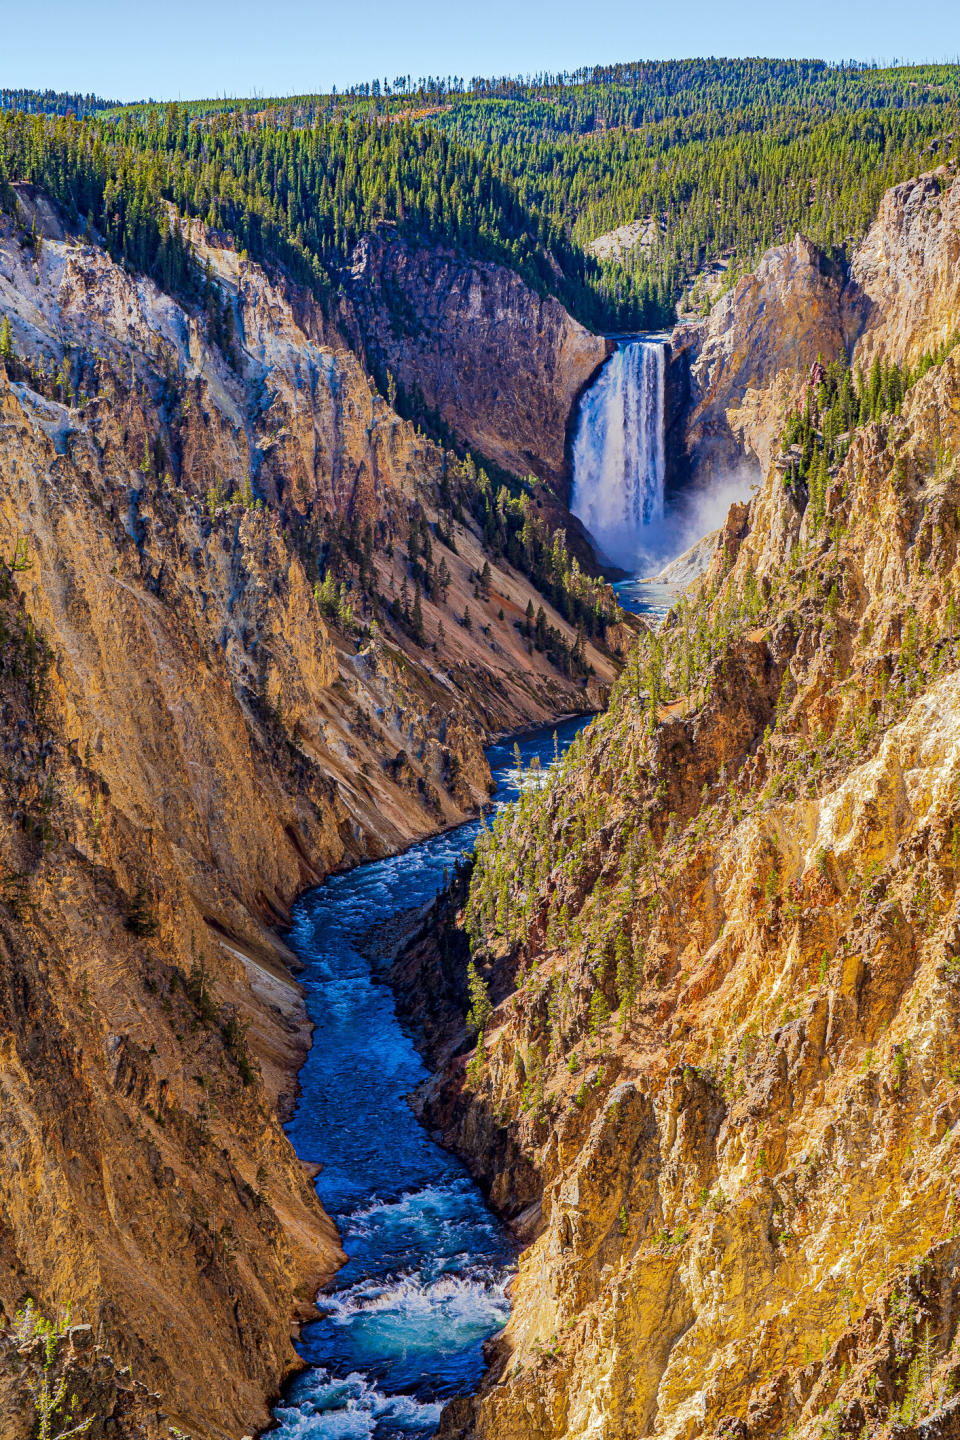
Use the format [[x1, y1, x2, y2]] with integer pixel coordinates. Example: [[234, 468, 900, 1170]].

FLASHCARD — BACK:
[[385, 169, 960, 1440], [0, 196, 623, 1440], [337, 232, 614, 492]]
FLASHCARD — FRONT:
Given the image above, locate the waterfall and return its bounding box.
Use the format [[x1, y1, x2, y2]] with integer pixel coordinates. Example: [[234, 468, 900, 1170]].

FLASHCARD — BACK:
[[570, 339, 666, 568]]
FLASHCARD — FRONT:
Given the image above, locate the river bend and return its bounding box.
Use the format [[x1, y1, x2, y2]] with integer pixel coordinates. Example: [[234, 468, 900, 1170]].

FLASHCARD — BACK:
[[270, 716, 591, 1440]]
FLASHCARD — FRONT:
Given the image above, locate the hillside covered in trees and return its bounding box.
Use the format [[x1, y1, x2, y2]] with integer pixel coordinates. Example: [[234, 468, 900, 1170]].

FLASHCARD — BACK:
[[1, 59, 960, 335]]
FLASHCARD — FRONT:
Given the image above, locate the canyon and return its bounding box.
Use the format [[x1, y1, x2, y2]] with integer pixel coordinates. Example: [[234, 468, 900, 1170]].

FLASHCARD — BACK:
[[1, 89, 960, 1440], [0, 192, 619, 1440], [337, 230, 614, 491]]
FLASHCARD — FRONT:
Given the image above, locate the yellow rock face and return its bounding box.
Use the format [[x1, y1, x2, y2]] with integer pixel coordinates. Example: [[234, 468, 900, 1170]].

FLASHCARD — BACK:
[[0, 215, 615, 1438], [847, 169, 960, 372], [428, 177, 960, 1440], [677, 235, 847, 483]]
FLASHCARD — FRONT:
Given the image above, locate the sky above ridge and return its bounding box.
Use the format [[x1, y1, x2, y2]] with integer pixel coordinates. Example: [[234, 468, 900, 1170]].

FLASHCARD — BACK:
[[2, 0, 957, 102]]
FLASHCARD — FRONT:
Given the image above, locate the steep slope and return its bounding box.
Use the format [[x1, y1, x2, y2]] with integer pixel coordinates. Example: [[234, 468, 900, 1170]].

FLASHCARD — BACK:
[[401, 170, 960, 1440], [671, 235, 847, 486], [671, 165, 960, 494], [0, 565, 341, 1440], [339, 231, 613, 491], [845, 169, 960, 369], [0, 201, 621, 1440]]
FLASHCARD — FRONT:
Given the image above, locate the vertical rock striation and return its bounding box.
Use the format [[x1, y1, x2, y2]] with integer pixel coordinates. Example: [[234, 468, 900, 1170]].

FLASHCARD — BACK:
[[673, 236, 846, 485], [0, 206, 618, 1439], [845, 168, 960, 370], [398, 170, 960, 1440], [339, 232, 614, 491]]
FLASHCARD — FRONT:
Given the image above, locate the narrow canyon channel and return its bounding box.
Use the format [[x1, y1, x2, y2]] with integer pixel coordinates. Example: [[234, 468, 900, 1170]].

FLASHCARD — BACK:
[[269, 715, 593, 1440]]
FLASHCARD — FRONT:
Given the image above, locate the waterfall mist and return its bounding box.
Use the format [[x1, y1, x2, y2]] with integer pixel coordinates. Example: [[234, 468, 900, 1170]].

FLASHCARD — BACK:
[[570, 340, 666, 569], [571, 339, 758, 575], [652, 466, 761, 570]]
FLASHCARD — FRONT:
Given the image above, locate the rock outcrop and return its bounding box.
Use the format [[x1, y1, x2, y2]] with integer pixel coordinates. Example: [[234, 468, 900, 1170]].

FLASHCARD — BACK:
[[400, 170, 960, 1440], [339, 231, 613, 490], [845, 168, 960, 370], [672, 165, 960, 493], [673, 235, 846, 484], [0, 1316, 168, 1440]]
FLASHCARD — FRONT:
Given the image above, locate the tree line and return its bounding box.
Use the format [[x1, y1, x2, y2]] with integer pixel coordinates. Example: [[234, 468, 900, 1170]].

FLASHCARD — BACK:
[[2, 59, 959, 337]]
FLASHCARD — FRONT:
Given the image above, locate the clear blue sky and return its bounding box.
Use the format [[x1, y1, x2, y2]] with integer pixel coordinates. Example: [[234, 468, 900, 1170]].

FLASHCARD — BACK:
[[3, 0, 957, 102]]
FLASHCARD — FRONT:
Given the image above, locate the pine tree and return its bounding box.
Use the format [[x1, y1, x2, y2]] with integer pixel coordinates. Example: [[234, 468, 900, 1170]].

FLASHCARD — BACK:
[[0, 316, 13, 365], [412, 581, 425, 643], [466, 959, 493, 1035], [573, 622, 587, 671], [589, 987, 610, 1041]]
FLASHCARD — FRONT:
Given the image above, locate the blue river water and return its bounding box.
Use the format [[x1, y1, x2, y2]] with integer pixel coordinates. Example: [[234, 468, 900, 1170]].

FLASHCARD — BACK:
[[270, 714, 593, 1440], [612, 576, 678, 623]]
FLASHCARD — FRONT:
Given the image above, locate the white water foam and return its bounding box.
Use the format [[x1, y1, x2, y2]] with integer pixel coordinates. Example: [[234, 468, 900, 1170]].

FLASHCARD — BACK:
[[571, 339, 666, 569], [322, 1271, 510, 1331], [274, 1368, 442, 1440], [344, 1181, 475, 1228]]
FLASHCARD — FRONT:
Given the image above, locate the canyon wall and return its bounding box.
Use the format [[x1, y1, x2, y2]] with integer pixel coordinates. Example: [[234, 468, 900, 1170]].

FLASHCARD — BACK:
[[845, 170, 960, 370], [339, 231, 613, 491], [404, 169, 960, 1440], [672, 165, 960, 495], [672, 235, 846, 486], [0, 207, 617, 1440]]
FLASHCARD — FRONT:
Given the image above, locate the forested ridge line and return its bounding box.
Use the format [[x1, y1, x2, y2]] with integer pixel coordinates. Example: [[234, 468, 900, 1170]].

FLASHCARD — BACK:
[[0, 88, 115, 118], [0, 105, 602, 324], [2, 58, 960, 331]]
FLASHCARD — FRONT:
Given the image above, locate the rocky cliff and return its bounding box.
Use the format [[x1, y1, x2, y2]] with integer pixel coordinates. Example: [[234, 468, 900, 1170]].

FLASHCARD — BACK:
[[338, 231, 613, 491], [672, 164, 960, 494], [400, 169, 960, 1440], [0, 202, 619, 1440], [845, 169, 960, 370], [672, 235, 847, 486]]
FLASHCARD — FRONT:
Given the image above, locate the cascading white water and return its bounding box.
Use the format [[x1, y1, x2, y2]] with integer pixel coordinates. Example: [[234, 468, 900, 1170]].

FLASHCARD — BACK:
[[570, 338, 666, 568]]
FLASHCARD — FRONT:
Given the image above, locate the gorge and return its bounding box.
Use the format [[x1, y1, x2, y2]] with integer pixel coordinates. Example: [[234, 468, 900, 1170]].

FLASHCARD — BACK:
[[1, 60, 960, 1440], [271, 718, 589, 1440], [0, 191, 619, 1440], [413, 168, 960, 1440]]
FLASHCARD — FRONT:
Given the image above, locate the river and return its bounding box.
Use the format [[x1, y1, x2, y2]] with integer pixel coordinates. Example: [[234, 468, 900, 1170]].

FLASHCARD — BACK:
[[269, 714, 593, 1440]]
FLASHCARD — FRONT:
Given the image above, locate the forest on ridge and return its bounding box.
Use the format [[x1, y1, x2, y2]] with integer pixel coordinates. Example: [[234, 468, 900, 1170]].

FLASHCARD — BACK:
[[1, 59, 960, 333]]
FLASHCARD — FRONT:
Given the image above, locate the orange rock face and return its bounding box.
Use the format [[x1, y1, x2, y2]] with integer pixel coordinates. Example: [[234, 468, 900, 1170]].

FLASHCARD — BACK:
[[674, 235, 847, 484], [405, 173, 960, 1440], [0, 211, 617, 1439]]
